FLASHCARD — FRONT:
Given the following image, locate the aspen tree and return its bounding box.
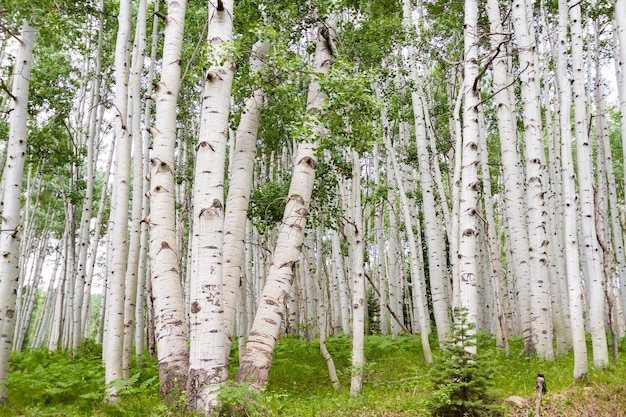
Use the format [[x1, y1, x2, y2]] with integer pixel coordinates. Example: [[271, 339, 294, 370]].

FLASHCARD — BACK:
[[485, 0, 528, 341], [511, 0, 554, 358], [187, 0, 235, 411], [0, 19, 34, 402], [122, 0, 148, 380], [345, 150, 366, 396], [555, 0, 587, 378], [222, 40, 269, 358], [136, 1, 161, 357], [571, 0, 609, 367], [235, 16, 338, 389], [72, 1, 105, 350], [403, 0, 451, 344], [381, 90, 433, 364], [148, 0, 189, 396], [105, 0, 131, 399], [457, 0, 481, 352]]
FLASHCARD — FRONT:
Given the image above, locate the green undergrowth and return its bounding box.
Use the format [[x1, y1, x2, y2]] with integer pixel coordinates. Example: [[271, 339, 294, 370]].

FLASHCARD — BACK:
[[0, 335, 625, 416]]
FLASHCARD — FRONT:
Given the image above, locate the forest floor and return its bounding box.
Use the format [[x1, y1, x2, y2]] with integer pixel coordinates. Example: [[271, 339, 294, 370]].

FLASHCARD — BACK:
[[1, 334, 625, 416]]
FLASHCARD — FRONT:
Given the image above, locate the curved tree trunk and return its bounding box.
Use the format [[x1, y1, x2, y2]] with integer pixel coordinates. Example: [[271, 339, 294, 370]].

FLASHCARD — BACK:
[[235, 18, 337, 389]]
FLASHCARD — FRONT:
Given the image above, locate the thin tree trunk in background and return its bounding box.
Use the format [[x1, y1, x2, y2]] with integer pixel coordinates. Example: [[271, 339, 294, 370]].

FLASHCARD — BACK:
[[136, 0, 161, 358], [123, 0, 148, 380], [371, 144, 388, 335], [147, 0, 189, 396], [382, 101, 433, 364], [0, 19, 34, 402], [72, 0, 104, 350], [403, 0, 450, 345], [477, 105, 509, 355], [331, 229, 351, 335]]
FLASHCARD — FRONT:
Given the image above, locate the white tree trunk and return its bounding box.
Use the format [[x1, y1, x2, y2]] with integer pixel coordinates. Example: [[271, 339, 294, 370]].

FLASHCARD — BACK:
[[555, 0, 588, 379], [571, 1, 609, 368], [148, 0, 189, 396], [0, 19, 34, 402], [235, 17, 337, 389], [136, 1, 161, 358], [403, 0, 450, 345], [485, 0, 528, 341], [105, 0, 132, 400], [187, 0, 235, 411], [346, 151, 366, 396], [382, 106, 433, 364], [457, 0, 480, 352], [122, 0, 148, 380], [223, 40, 270, 357], [512, 0, 554, 358]]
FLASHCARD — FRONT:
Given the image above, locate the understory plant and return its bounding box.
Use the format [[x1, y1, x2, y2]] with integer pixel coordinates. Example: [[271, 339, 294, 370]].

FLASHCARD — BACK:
[[427, 308, 505, 417]]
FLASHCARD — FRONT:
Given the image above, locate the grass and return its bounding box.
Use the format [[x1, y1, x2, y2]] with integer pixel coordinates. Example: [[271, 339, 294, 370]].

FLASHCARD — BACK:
[[0, 334, 625, 416]]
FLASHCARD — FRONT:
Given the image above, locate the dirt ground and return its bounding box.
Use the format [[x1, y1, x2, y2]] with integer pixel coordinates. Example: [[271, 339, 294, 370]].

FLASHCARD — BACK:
[[505, 384, 626, 417]]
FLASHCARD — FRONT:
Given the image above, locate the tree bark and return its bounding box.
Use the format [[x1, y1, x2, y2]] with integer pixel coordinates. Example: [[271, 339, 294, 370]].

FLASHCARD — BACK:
[[0, 19, 34, 401], [148, 0, 190, 396]]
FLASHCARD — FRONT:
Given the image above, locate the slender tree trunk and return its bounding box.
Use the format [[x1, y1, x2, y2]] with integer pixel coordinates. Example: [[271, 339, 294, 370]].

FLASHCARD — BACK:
[[0, 19, 34, 402], [571, 0, 608, 368], [382, 99, 433, 364], [136, 0, 161, 358], [222, 40, 270, 357], [457, 0, 481, 352], [555, 0, 587, 379], [122, 0, 148, 380], [105, 0, 132, 400], [346, 150, 366, 396], [235, 18, 337, 389], [403, 0, 450, 345], [512, 0, 554, 358], [147, 0, 190, 396]]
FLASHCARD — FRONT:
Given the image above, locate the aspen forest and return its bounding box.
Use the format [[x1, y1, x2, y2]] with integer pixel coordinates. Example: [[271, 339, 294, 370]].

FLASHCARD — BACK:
[[1, 0, 626, 416]]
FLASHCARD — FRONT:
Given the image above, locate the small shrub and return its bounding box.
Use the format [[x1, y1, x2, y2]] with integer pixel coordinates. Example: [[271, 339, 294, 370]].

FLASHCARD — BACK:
[[426, 308, 505, 417], [218, 381, 266, 417]]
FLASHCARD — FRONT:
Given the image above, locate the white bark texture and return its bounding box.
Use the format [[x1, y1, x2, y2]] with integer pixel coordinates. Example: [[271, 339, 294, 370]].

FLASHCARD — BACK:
[[122, 0, 148, 380], [187, 0, 235, 411], [512, 0, 554, 358], [571, 1, 609, 367], [0, 20, 34, 401], [382, 108, 433, 364], [347, 151, 366, 396], [235, 18, 336, 389], [222, 40, 270, 357], [556, 0, 587, 379], [458, 0, 480, 352], [485, 0, 528, 340], [148, 0, 189, 396], [105, 0, 132, 399], [403, 0, 450, 345]]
